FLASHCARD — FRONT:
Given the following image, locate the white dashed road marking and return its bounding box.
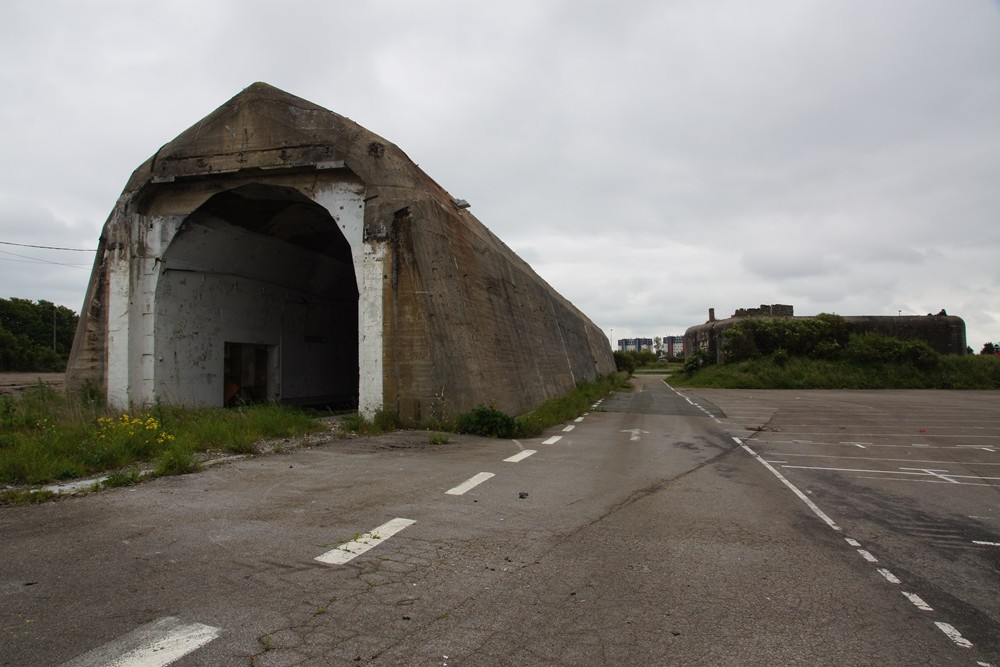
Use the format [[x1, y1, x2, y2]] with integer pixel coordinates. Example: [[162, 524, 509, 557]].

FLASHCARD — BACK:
[[446, 472, 495, 496], [542, 435, 562, 445], [504, 450, 537, 463], [61, 616, 220, 667], [973, 540, 1000, 547], [903, 592, 934, 611], [315, 518, 416, 565], [857, 549, 878, 563], [562, 425, 575, 432], [935, 622, 974, 648], [877, 568, 901, 584]]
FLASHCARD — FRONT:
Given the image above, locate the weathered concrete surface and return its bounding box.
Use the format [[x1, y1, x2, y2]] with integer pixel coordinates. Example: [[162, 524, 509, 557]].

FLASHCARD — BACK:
[[66, 82, 614, 420]]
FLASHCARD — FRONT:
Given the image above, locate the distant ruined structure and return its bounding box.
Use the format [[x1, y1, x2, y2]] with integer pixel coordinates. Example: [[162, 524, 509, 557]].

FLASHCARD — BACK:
[[66, 83, 614, 420], [685, 305, 966, 364]]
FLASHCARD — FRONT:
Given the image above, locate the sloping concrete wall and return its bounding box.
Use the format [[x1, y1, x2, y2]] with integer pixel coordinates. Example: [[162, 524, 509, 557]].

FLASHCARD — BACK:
[[66, 82, 615, 420]]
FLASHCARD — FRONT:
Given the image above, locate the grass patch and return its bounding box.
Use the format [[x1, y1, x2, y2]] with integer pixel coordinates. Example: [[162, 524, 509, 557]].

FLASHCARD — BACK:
[[339, 409, 400, 436], [514, 372, 629, 438], [0, 386, 324, 488], [427, 432, 450, 445], [670, 354, 1000, 389]]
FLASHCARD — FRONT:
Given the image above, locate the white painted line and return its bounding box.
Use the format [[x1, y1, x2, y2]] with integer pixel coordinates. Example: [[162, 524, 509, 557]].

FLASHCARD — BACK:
[[574, 416, 585, 423], [562, 425, 575, 432], [935, 622, 973, 648], [735, 438, 841, 531], [840, 441, 872, 446], [315, 518, 416, 565], [62, 616, 220, 667], [845, 538, 862, 547], [542, 435, 562, 445], [877, 568, 901, 584], [621, 429, 649, 442], [899, 467, 960, 484], [912, 443, 930, 447], [446, 472, 495, 496], [504, 449, 537, 463], [902, 591, 933, 611], [973, 540, 1000, 547], [857, 549, 878, 563], [776, 465, 1000, 484], [853, 444, 866, 449]]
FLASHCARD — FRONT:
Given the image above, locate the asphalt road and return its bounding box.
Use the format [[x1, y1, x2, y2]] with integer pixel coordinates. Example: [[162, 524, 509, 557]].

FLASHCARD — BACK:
[[1, 376, 996, 666]]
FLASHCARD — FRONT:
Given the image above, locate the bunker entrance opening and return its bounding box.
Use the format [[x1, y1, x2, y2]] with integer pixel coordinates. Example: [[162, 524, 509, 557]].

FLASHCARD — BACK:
[[157, 183, 359, 409]]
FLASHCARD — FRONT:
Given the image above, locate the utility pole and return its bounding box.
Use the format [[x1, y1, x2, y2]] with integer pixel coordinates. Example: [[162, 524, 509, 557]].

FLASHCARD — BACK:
[[52, 304, 57, 353]]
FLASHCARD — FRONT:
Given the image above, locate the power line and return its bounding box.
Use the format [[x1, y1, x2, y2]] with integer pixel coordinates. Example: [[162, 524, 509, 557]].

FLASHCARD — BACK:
[[0, 240, 97, 252], [0, 248, 91, 269]]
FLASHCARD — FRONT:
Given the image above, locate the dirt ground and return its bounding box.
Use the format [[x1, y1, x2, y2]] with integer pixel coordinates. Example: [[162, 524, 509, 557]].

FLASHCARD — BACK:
[[0, 372, 64, 395]]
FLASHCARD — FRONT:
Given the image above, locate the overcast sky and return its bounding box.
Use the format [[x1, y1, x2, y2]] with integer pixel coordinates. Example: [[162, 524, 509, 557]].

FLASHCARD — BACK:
[[1, 0, 998, 350]]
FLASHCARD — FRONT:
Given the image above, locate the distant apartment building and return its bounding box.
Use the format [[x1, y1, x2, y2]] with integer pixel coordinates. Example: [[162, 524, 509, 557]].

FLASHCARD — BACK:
[[663, 335, 685, 357], [618, 338, 654, 353]]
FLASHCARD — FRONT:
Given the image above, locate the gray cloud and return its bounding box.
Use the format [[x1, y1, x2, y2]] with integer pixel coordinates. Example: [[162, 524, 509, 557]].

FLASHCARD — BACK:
[[1, 0, 998, 349]]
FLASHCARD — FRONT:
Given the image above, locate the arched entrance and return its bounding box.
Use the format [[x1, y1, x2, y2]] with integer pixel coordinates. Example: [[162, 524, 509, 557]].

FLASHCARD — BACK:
[[154, 184, 359, 408]]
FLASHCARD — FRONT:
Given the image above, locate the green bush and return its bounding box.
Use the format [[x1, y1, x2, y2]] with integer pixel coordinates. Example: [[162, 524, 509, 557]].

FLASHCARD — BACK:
[[613, 350, 637, 375], [845, 334, 939, 369], [457, 405, 518, 438], [683, 348, 712, 375]]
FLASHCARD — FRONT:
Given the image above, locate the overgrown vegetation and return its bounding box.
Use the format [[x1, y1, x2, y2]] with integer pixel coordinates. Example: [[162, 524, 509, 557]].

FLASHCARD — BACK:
[[0, 384, 323, 490], [672, 314, 1000, 389], [0, 297, 78, 371]]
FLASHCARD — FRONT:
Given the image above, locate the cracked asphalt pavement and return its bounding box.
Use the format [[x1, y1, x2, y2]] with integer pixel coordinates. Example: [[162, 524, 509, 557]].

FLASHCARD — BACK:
[[2, 375, 996, 665]]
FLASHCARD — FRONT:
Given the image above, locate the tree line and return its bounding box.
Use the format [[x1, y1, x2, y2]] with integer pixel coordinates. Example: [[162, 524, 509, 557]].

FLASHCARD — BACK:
[[0, 297, 78, 372]]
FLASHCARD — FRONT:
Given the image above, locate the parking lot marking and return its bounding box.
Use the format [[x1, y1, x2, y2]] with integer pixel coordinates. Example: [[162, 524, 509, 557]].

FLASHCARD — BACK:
[[935, 622, 973, 648], [761, 452, 1000, 467], [61, 616, 220, 667], [900, 467, 960, 484], [315, 518, 416, 565], [877, 568, 901, 584], [735, 438, 840, 531], [542, 435, 562, 445], [902, 592, 933, 611], [780, 463, 1000, 486], [504, 450, 536, 463], [446, 472, 495, 496]]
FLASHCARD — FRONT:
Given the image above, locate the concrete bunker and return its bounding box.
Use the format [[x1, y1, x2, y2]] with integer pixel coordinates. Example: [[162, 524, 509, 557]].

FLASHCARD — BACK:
[[66, 82, 615, 420]]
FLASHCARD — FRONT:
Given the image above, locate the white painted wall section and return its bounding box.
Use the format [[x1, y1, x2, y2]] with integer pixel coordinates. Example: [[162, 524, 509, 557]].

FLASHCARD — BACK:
[[314, 183, 382, 417]]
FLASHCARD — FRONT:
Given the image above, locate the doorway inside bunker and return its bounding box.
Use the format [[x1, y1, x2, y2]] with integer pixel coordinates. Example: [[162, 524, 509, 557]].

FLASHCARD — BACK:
[[157, 183, 360, 409]]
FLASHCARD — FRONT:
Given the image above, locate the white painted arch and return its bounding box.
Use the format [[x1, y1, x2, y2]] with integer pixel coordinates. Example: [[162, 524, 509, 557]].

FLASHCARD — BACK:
[[104, 175, 383, 417]]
